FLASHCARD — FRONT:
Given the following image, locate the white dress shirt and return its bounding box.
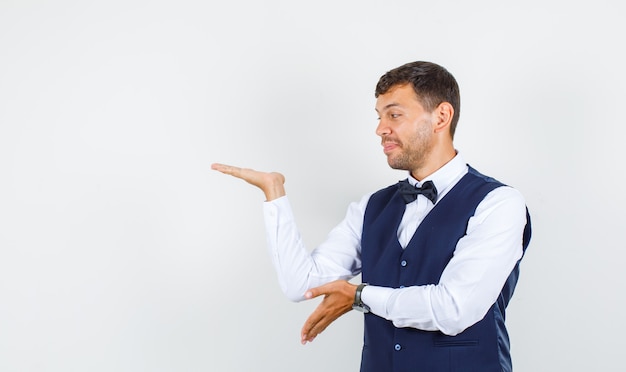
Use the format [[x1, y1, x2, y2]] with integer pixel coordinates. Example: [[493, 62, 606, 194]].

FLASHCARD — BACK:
[[263, 153, 528, 336]]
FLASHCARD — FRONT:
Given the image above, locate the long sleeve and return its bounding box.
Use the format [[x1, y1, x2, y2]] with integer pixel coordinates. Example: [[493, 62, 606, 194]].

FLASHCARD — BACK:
[[263, 194, 367, 302]]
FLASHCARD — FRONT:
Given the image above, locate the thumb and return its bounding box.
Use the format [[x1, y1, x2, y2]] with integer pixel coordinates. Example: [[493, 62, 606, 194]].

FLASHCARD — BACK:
[[304, 283, 331, 300]]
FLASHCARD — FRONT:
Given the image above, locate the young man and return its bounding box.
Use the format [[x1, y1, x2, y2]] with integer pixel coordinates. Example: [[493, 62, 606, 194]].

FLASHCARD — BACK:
[[212, 61, 531, 372]]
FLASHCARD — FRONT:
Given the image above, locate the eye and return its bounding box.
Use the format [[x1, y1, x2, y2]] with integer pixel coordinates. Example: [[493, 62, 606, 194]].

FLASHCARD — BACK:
[[390, 113, 401, 119]]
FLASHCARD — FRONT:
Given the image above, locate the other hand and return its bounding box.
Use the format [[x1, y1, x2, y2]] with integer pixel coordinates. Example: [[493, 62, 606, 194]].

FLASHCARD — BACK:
[[300, 280, 357, 344]]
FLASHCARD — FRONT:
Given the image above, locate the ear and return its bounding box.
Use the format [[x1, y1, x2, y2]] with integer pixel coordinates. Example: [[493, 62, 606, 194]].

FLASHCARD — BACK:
[[432, 102, 454, 136]]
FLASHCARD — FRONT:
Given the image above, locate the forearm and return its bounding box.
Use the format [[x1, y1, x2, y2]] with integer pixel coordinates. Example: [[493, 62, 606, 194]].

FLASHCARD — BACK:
[[363, 283, 504, 336], [263, 196, 364, 301], [264, 198, 315, 300]]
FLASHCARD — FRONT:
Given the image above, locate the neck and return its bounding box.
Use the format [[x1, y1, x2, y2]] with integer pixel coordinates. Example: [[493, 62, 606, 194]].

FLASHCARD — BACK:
[[410, 146, 456, 181]]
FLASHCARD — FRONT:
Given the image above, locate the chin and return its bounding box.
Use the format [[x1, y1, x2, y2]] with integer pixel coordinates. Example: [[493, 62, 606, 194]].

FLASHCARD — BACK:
[[386, 153, 410, 170], [387, 161, 407, 171]]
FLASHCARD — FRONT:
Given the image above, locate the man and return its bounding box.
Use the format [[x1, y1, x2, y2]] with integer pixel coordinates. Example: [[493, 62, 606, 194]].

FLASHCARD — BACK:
[[212, 61, 531, 372]]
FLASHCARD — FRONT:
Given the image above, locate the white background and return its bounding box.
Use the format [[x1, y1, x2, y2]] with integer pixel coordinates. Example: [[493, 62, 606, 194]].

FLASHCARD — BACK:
[[1, 1, 624, 371]]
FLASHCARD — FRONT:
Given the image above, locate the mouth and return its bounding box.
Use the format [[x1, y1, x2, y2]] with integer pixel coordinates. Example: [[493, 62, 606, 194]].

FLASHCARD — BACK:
[[382, 141, 400, 154]]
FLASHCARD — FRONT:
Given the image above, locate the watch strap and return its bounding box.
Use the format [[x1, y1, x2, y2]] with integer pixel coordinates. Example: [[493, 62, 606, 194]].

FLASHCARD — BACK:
[[352, 283, 370, 313]]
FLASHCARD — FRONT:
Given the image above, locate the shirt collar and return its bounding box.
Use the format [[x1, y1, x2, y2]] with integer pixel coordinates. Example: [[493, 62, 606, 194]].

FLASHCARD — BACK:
[[407, 152, 468, 198]]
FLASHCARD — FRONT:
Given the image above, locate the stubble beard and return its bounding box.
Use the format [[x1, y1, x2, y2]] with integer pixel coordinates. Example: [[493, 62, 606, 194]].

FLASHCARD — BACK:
[[387, 126, 434, 172]]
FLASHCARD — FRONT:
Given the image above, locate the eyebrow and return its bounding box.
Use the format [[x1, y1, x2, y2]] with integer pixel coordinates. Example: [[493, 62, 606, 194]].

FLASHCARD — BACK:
[[375, 103, 401, 113]]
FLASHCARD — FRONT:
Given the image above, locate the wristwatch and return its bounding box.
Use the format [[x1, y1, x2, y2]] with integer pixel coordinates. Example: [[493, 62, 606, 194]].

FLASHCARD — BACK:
[[352, 283, 370, 313]]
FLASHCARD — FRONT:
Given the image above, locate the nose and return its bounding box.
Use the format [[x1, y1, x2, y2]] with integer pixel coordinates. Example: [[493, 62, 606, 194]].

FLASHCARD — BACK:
[[376, 118, 390, 137]]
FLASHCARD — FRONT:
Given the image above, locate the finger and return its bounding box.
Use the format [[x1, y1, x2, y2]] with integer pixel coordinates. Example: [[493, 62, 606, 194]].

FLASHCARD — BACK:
[[302, 313, 321, 337], [301, 294, 344, 345], [302, 314, 332, 344], [301, 317, 325, 344], [211, 163, 243, 177], [300, 302, 324, 344], [304, 282, 332, 300], [210, 163, 231, 173]]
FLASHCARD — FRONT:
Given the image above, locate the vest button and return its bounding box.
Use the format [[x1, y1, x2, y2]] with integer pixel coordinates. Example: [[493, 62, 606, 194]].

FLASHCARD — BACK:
[[400, 260, 407, 267], [394, 343, 402, 351], [399, 285, 405, 288]]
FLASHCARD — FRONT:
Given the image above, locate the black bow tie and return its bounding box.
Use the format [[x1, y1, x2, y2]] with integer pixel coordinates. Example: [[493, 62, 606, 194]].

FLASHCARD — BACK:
[[397, 179, 438, 204]]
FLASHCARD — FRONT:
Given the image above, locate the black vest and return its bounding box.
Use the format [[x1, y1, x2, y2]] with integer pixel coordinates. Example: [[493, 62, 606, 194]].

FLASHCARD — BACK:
[[360, 167, 532, 372]]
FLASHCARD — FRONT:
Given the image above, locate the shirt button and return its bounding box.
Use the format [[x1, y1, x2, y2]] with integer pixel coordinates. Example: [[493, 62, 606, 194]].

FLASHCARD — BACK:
[[400, 260, 407, 267], [394, 344, 402, 351]]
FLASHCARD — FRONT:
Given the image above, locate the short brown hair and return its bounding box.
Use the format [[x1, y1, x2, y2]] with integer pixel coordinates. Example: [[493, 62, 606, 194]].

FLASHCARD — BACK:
[[375, 61, 461, 138]]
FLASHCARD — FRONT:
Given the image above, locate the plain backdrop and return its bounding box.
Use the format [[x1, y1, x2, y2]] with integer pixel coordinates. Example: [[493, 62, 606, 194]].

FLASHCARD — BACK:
[[1, 0, 624, 371]]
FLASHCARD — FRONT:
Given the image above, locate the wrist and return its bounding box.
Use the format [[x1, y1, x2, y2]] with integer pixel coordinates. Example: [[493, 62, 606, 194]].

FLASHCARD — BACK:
[[352, 283, 370, 313], [263, 173, 286, 201]]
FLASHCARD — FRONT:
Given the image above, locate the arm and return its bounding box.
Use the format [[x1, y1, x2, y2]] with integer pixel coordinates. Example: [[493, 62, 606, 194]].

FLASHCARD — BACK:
[[212, 162, 365, 299], [212, 163, 367, 343], [265, 194, 370, 345], [362, 186, 528, 336], [263, 196, 364, 301]]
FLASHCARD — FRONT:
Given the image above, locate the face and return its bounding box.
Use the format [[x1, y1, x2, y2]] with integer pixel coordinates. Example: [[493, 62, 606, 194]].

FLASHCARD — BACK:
[[375, 84, 436, 172]]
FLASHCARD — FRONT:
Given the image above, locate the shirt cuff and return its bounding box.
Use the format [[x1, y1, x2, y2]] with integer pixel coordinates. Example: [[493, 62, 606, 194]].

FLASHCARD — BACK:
[[361, 285, 394, 318], [263, 195, 293, 224]]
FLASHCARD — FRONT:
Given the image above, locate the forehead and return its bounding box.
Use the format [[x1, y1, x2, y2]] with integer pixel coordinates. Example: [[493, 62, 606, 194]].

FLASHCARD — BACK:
[[375, 83, 423, 112]]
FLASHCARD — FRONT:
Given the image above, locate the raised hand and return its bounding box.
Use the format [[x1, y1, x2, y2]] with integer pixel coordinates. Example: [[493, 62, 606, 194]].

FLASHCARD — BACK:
[[211, 163, 286, 201], [300, 280, 357, 344]]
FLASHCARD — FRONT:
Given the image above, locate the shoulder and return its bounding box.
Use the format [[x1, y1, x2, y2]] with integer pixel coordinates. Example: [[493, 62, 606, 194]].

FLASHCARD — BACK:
[[473, 185, 527, 226], [463, 166, 528, 221]]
